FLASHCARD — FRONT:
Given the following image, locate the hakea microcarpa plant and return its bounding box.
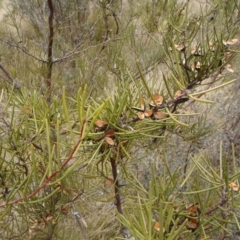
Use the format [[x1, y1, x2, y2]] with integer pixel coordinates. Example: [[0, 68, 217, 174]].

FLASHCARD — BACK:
[[93, 90, 191, 148]]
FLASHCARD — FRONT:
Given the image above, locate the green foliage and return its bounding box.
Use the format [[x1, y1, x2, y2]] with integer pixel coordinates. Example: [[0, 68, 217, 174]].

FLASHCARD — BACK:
[[0, 0, 240, 239], [118, 145, 240, 239]]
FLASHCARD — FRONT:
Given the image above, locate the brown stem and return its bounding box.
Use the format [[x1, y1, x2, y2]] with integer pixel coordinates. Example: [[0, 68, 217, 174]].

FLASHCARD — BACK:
[[0, 63, 15, 84], [206, 188, 228, 215], [46, 0, 54, 102], [100, 8, 110, 52], [60, 119, 86, 169], [110, 157, 123, 215], [0, 63, 20, 89], [112, 11, 119, 35]]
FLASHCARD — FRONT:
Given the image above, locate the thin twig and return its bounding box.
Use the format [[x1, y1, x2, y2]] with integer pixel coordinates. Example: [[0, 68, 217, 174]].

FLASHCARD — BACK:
[[0, 38, 46, 63], [53, 19, 101, 63]]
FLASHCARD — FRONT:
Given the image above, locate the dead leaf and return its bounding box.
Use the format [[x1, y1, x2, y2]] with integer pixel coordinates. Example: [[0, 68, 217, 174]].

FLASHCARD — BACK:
[[105, 136, 115, 145], [150, 93, 163, 107], [191, 45, 197, 54], [132, 97, 145, 112], [196, 61, 201, 69], [223, 39, 238, 45], [185, 204, 201, 230], [61, 205, 70, 214], [46, 215, 54, 222], [191, 61, 201, 71], [138, 112, 145, 119], [153, 111, 167, 119], [154, 221, 160, 231], [104, 178, 114, 187], [187, 218, 199, 230], [209, 41, 215, 51], [40, 218, 46, 229], [29, 220, 38, 229], [174, 90, 182, 99], [144, 109, 153, 117], [229, 182, 239, 191], [186, 204, 201, 214], [203, 225, 212, 230], [191, 45, 201, 55], [225, 64, 234, 73], [95, 120, 108, 128], [174, 44, 185, 51], [191, 62, 197, 71]]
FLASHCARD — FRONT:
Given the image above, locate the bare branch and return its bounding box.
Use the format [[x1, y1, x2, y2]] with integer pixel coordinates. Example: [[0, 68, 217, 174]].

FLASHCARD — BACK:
[[0, 38, 46, 63], [0, 62, 20, 89], [53, 19, 101, 63], [46, 0, 54, 102], [0, 63, 15, 84], [54, 37, 122, 63], [110, 157, 123, 215]]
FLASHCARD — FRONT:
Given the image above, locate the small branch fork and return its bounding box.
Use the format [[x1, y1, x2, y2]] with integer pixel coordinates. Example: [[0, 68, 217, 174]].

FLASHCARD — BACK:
[[0, 119, 87, 208]]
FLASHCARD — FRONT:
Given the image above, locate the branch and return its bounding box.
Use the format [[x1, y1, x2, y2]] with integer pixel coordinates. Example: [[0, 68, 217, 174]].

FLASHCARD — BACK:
[[0, 38, 46, 63], [53, 37, 122, 63], [100, 6, 110, 53], [184, 69, 223, 108], [99, 1, 119, 53], [0, 62, 20, 89], [0, 63, 15, 84], [110, 157, 123, 215], [46, 0, 54, 102], [53, 19, 101, 63], [206, 187, 228, 215]]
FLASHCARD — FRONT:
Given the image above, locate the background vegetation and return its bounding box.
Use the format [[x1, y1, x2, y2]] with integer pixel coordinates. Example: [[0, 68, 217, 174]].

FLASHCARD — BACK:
[[0, 0, 240, 239]]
